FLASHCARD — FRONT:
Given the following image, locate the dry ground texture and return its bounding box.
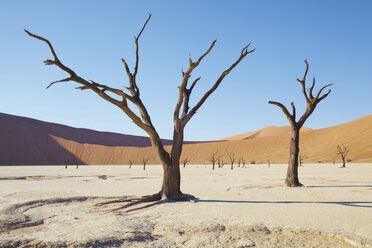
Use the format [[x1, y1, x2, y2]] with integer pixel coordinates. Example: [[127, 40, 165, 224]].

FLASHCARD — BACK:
[[0, 164, 371, 247]]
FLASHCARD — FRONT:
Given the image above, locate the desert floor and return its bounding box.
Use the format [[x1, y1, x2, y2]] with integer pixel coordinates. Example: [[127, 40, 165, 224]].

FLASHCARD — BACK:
[[0, 164, 371, 247]]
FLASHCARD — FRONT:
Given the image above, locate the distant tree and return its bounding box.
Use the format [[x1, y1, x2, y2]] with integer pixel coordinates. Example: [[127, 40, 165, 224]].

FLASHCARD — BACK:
[[26, 14, 254, 201], [143, 157, 149, 171], [241, 158, 246, 168], [269, 60, 332, 187], [208, 151, 220, 170], [129, 160, 133, 169], [64, 159, 68, 169], [228, 154, 235, 170], [267, 159, 271, 168], [298, 153, 307, 167], [337, 144, 350, 168], [182, 158, 190, 168], [251, 160, 256, 165]]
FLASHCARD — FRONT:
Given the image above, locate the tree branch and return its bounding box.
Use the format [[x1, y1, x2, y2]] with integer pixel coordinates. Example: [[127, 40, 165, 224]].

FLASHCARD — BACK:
[[296, 60, 310, 103], [268, 101, 295, 125], [183, 42, 255, 124], [174, 40, 217, 122], [315, 83, 333, 102]]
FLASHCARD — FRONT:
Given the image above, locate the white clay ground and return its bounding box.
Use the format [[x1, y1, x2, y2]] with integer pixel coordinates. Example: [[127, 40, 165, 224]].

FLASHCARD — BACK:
[[0, 163, 371, 247]]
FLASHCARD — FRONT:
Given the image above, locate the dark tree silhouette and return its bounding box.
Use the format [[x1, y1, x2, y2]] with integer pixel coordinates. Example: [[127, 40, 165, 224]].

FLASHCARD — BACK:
[[182, 158, 190, 168], [129, 160, 133, 169], [26, 14, 254, 201], [228, 154, 235, 170], [337, 144, 350, 168], [269, 60, 332, 187], [142, 157, 149, 171], [208, 151, 221, 170]]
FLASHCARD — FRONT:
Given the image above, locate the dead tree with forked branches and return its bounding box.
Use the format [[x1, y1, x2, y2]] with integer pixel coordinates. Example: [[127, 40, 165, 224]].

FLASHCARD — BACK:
[[26, 14, 254, 201], [241, 157, 246, 168], [298, 153, 307, 167], [269, 60, 332, 187], [228, 154, 235, 170], [337, 144, 350, 168], [208, 151, 221, 170]]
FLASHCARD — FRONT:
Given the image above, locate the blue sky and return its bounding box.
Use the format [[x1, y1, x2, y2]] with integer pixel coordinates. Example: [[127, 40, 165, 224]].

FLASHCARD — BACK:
[[1, 1, 371, 140]]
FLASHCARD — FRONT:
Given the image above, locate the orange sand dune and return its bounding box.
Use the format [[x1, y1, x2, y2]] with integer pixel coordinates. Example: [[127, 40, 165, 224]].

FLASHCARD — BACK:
[[222, 126, 312, 140], [1, 112, 371, 165]]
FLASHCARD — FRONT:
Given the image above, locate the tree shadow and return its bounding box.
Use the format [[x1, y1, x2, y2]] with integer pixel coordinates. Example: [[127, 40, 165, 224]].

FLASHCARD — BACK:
[[197, 199, 372, 208], [307, 185, 372, 188]]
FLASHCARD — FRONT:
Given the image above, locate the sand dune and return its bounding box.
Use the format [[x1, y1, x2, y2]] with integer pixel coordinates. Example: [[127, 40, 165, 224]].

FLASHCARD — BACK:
[[51, 115, 372, 165], [222, 126, 312, 140], [1, 112, 371, 165]]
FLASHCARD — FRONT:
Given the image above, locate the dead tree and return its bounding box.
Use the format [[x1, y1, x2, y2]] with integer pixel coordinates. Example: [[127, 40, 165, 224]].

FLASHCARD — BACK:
[[269, 60, 332, 187], [64, 159, 68, 169], [337, 144, 350, 168], [298, 153, 307, 167], [182, 158, 189, 168], [129, 160, 133, 169], [241, 158, 246, 168], [208, 151, 220, 170], [267, 159, 271, 168], [26, 14, 254, 201], [228, 154, 235, 170], [238, 157, 241, 167], [142, 157, 149, 171]]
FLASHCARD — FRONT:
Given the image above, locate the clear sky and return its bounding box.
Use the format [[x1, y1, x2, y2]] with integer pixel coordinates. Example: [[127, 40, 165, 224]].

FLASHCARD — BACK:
[[1, 1, 371, 141]]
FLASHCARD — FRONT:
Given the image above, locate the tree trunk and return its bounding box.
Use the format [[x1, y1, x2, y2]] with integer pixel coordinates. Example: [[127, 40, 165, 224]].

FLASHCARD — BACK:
[[341, 157, 346, 168], [285, 126, 302, 187], [212, 162, 215, 170]]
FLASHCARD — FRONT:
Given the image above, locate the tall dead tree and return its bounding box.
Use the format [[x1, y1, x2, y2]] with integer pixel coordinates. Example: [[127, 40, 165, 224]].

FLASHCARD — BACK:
[[129, 160, 133, 169], [142, 157, 149, 171], [267, 159, 271, 168], [269, 60, 332, 187], [26, 14, 254, 201], [337, 144, 350, 168], [228, 154, 235, 170]]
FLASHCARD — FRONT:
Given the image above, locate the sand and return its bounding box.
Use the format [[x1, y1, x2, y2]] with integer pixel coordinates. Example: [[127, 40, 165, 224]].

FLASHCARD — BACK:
[[1, 113, 372, 166], [0, 164, 371, 247]]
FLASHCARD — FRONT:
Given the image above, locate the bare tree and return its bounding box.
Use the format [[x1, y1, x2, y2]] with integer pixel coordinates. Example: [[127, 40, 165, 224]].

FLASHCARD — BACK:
[[241, 157, 246, 168], [208, 151, 221, 170], [129, 160, 133, 169], [298, 153, 307, 167], [337, 144, 350, 168], [269, 60, 332, 187], [26, 14, 254, 201], [64, 159, 68, 169], [142, 157, 149, 171], [228, 154, 235, 170], [267, 159, 271, 168], [182, 158, 190, 168]]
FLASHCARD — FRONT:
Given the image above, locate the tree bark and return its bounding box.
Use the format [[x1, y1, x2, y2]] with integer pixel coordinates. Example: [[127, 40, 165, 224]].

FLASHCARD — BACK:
[[285, 126, 302, 187], [341, 156, 346, 168]]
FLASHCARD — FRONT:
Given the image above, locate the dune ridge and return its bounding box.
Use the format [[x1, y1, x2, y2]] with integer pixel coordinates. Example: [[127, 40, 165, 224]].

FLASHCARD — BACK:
[[1, 112, 371, 165]]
